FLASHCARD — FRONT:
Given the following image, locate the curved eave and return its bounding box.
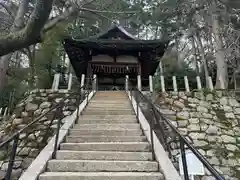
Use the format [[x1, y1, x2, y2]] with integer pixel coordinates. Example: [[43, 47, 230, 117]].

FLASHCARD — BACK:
[[63, 38, 169, 79], [63, 38, 168, 52]]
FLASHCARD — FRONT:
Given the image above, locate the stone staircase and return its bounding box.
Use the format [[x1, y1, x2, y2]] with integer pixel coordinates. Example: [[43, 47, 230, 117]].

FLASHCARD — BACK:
[[39, 91, 164, 180]]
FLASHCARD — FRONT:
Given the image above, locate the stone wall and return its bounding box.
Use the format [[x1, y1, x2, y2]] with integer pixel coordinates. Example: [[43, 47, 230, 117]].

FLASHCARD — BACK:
[[153, 91, 240, 180], [0, 89, 79, 179]]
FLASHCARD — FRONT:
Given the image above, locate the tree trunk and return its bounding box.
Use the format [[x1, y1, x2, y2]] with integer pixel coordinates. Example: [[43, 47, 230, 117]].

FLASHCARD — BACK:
[[190, 36, 199, 75], [175, 37, 182, 69], [28, 45, 36, 87], [195, 32, 209, 85], [212, 0, 228, 88], [0, 55, 11, 89]]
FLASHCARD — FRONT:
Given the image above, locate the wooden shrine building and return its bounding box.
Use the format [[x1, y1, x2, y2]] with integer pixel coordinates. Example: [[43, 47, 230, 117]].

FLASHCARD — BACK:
[[63, 25, 168, 90]]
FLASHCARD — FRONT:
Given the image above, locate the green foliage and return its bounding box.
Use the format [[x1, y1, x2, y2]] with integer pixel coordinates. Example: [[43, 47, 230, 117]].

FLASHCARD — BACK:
[[153, 53, 203, 91], [34, 23, 69, 89]]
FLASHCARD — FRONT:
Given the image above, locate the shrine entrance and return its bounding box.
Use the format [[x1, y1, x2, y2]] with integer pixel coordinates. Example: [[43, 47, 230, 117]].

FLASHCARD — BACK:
[[63, 25, 168, 91], [98, 85, 122, 91], [89, 62, 139, 90]]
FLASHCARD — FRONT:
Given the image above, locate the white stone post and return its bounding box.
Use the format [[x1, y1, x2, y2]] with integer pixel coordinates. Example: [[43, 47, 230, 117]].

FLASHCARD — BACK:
[[80, 74, 85, 93], [0, 108, 2, 115], [219, 76, 225, 89], [125, 75, 129, 91], [67, 73, 73, 91], [3, 107, 8, 117], [149, 75, 153, 92], [52, 73, 60, 90], [172, 76, 178, 92], [81, 74, 85, 88], [196, 76, 202, 90], [137, 75, 142, 91], [160, 75, 165, 92], [208, 76, 214, 91], [93, 74, 97, 91], [159, 61, 163, 75], [184, 76, 190, 92]]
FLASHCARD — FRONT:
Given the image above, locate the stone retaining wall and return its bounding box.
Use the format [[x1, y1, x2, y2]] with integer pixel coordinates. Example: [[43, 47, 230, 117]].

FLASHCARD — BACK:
[[153, 91, 240, 180], [141, 90, 240, 180], [0, 89, 79, 179]]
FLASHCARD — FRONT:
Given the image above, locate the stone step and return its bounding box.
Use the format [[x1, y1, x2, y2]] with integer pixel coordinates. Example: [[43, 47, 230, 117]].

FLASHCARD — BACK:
[[94, 96, 128, 99], [95, 94, 127, 95], [89, 101, 130, 105], [87, 107, 132, 110], [56, 151, 153, 161], [79, 115, 137, 121], [86, 107, 133, 111], [69, 129, 142, 136], [87, 106, 132, 109], [77, 119, 138, 124], [85, 105, 133, 111], [73, 124, 140, 130], [90, 98, 129, 100], [95, 93, 126, 95], [66, 136, 146, 143], [47, 160, 159, 172], [39, 172, 164, 180], [88, 102, 130, 105], [82, 110, 135, 115], [60, 142, 150, 152], [87, 105, 131, 108], [93, 96, 128, 99]]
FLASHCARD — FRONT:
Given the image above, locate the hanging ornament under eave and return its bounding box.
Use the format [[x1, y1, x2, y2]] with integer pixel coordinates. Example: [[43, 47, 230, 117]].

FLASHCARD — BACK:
[[89, 49, 92, 55]]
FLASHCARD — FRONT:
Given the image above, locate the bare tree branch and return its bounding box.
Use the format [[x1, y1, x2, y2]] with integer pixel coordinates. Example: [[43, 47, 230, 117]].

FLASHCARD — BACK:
[[0, 2, 15, 18], [43, 6, 77, 32], [79, 7, 139, 14], [0, 0, 54, 56], [13, 0, 30, 30]]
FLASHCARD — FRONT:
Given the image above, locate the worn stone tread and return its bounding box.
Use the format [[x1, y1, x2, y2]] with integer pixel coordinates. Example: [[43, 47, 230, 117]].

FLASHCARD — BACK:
[[56, 150, 153, 160], [60, 142, 150, 152], [73, 124, 140, 129], [47, 160, 159, 172], [69, 129, 143, 136], [39, 172, 164, 180], [66, 136, 146, 142], [77, 120, 138, 124]]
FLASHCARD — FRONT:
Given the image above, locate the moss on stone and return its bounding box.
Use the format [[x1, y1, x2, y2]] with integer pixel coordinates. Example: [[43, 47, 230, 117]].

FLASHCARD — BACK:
[[213, 108, 232, 128]]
